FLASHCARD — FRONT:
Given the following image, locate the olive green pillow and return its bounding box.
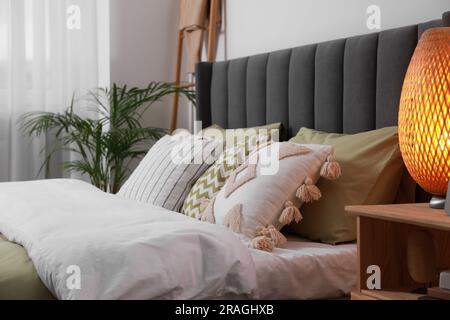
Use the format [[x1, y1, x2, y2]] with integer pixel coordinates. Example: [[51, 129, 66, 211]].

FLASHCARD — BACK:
[[286, 126, 410, 244], [201, 122, 282, 147], [181, 123, 281, 219]]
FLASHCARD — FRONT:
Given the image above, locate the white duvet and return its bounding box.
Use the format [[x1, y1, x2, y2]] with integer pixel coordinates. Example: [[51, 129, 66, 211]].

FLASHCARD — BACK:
[[0, 179, 258, 300]]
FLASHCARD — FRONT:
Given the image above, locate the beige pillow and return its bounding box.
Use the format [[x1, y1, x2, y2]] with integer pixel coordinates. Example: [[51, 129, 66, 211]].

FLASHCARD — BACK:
[[203, 142, 339, 252], [181, 123, 281, 218], [286, 126, 408, 244]]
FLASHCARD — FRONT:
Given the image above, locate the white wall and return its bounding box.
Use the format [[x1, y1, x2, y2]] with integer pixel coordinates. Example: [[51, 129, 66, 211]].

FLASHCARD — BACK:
[[109, 0, 190, 130], [109, 0, 449, 130], [224, 0, 449, 59]]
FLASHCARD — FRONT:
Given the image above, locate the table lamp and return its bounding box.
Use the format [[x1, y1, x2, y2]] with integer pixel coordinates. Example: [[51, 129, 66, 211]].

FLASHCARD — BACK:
[[398, 27, 450, 209]]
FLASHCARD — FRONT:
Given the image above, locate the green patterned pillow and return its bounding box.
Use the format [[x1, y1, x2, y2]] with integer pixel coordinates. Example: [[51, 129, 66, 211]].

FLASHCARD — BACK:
[[181, 123, 281, 219], [181, 146, 244, 219]]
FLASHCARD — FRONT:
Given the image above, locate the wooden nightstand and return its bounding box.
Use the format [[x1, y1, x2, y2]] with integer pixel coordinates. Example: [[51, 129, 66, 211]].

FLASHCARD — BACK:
[[346, 203, 450, 300]]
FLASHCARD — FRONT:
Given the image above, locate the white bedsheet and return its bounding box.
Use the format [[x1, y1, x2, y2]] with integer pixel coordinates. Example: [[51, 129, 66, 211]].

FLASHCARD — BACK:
[[251, 235, 357, 300], [0, 179, 258, 300]]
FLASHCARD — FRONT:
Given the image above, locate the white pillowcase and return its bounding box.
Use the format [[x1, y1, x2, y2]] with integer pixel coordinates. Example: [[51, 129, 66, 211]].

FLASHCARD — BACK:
[[202, 142, 340, 252], [118, 133, 221, 212]]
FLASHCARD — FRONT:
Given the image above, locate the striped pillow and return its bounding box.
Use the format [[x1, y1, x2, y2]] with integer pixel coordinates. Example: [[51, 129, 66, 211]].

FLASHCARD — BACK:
[[118, 133, 221, 212]]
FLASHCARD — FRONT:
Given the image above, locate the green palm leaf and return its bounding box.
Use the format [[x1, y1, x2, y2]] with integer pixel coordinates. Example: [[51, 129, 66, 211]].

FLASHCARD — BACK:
[[20, 82, 194, 193]]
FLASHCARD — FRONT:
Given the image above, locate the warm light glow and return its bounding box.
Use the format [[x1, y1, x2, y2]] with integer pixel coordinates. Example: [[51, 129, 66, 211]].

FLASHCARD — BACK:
[[399, 27, 450, 196]]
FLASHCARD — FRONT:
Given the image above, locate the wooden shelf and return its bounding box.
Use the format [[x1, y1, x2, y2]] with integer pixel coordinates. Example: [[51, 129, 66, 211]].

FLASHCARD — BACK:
[[360, 290, 422, 300], [428, 287, 450, 300], [346, 203, 450, 231], [346, 203, 450, 300]]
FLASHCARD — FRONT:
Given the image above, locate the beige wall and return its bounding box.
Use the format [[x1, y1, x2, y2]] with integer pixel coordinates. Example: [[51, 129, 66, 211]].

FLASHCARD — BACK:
[[109, 0, 190, 130]]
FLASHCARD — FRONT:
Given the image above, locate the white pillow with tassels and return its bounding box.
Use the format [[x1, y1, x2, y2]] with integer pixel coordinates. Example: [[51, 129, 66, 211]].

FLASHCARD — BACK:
[[201, 142, 341, 252]]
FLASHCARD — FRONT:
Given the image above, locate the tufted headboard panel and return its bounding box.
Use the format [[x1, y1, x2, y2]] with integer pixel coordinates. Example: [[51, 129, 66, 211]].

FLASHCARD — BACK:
[[195, 12, 449, 138]]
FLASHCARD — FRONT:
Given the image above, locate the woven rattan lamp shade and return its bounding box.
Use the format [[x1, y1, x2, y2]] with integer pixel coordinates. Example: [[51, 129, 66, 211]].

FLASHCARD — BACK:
[[399, 27, 450, 196]]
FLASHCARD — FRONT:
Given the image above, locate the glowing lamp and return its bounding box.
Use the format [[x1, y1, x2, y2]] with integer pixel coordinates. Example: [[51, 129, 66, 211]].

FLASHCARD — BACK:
[[398, 27, 450, 208]]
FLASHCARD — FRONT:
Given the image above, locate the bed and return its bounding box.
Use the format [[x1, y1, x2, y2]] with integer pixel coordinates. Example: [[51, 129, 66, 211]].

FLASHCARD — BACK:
[[0, 226, 356, 300], [0, 179, 355, 300], [0, 12, 448, 300]]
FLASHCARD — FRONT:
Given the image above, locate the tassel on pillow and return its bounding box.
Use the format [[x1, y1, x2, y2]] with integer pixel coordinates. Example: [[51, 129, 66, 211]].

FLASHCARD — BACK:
[[267, 225, 287, 246], [255, 225, 287, 247], [255, 225, 270, 238], [279, 201, 303, 225], [200, 198, 216, 224], [296, 177, 321, 203], [251, 236, 275, 252], [320, 155, 342, 180]]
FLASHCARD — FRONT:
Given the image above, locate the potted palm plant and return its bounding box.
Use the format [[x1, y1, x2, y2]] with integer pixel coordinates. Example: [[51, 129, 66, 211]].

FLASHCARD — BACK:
[[21, 82, 195, 193]]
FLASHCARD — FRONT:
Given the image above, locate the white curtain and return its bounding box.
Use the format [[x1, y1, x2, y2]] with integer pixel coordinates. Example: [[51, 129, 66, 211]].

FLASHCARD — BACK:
[[0, 0, 109, 182]]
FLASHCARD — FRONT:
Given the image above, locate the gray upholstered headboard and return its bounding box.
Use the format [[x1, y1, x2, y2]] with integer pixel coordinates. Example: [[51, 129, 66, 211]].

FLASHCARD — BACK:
[[195, 12, 449, 138]]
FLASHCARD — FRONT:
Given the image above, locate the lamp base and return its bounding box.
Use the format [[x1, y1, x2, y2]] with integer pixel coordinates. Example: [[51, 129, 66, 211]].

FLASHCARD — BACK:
[[429, 196, 446, 209]]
